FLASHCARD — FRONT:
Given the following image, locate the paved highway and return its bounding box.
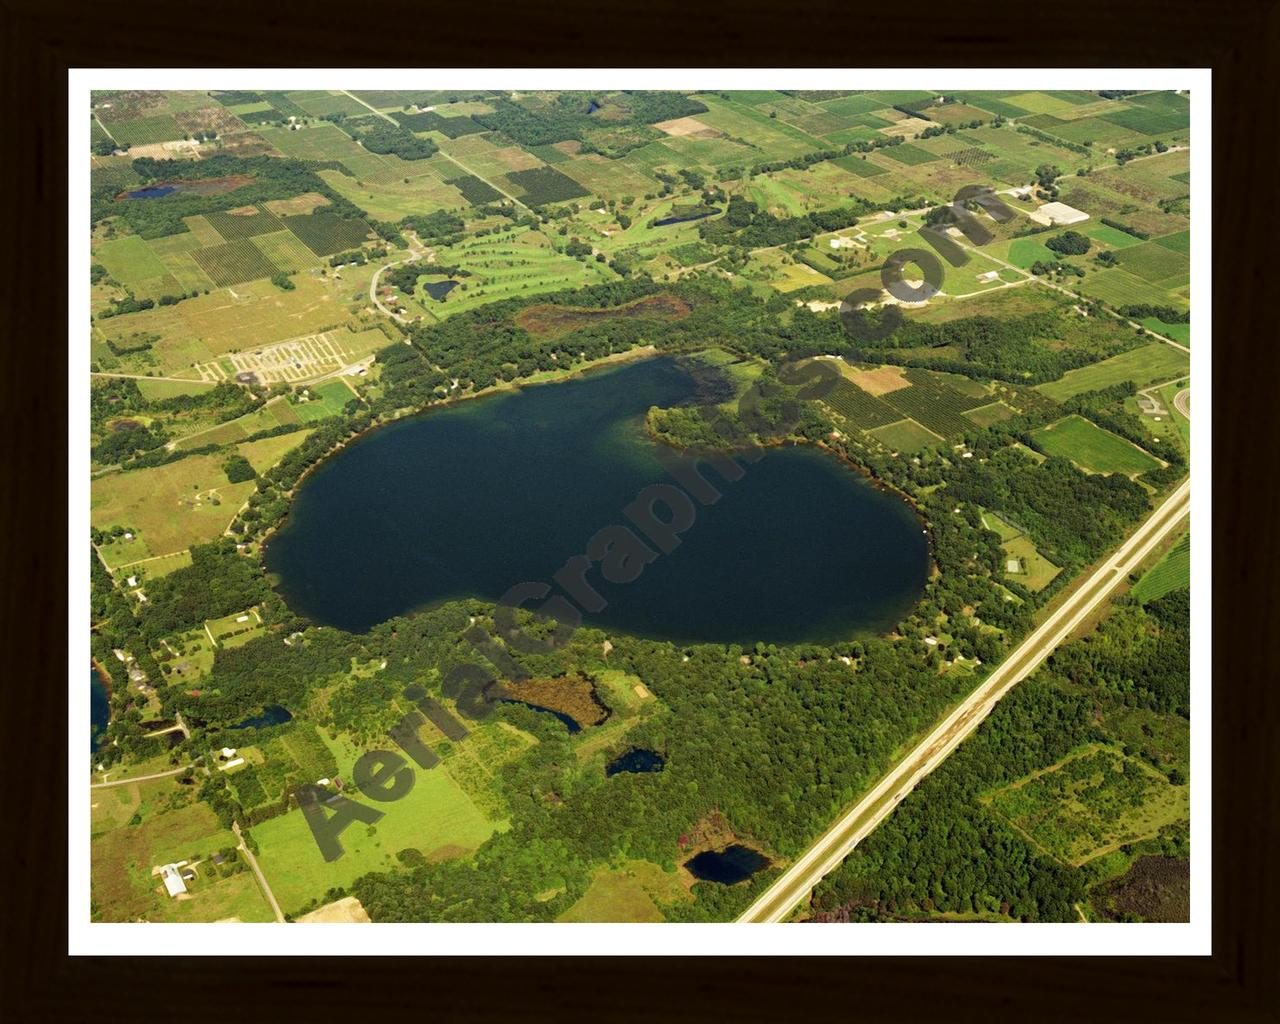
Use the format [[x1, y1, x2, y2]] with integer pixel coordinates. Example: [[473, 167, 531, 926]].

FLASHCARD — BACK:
[[739, 477, 1191, 923]]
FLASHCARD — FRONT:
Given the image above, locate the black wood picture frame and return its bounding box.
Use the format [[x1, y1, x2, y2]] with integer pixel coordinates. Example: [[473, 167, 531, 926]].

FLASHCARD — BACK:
[[3, 1, 1275, 1018]]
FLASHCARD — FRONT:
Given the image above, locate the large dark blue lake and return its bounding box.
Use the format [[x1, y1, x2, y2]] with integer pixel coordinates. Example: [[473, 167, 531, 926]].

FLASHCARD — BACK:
[[266, 356, 928, 643]]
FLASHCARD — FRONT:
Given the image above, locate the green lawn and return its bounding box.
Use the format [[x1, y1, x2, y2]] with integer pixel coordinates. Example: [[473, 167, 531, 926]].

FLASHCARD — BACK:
[[1003, 534, 1061, 591], [251, 737, 503, 916], [291, 379, 354, 422], [1140, 318, 1191, 345], [1006, 237, 1056, 269], [1031, 415, 1161, 475]]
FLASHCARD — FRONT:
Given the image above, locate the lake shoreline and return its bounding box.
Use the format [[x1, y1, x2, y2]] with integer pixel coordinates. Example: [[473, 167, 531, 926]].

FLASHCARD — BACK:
[[257, 344, 662, 560], [263, 351, 930, 642]]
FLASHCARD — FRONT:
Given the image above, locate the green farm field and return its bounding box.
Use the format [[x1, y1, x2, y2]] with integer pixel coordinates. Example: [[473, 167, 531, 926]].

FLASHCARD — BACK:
[[1038, 343, 1190, 401], [869, 418, 942, 453], [319, 168, 467, 222], [94, 234, 180, 289], [1141, 318, 1191, 345], [1030, 415, 1161, 476], [251, 736, 502, 916], [92, 433, 312, 561]]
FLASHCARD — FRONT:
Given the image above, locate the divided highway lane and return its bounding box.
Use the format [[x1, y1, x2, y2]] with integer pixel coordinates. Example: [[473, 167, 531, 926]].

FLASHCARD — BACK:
[[739, 478, 1191, 923]]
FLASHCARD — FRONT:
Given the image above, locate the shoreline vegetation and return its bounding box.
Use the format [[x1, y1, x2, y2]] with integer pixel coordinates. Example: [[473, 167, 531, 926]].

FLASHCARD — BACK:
[[496, 674, 611, 730]]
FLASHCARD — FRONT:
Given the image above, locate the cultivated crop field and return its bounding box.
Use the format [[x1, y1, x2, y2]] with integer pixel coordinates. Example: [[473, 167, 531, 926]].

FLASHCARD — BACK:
[[192, 238, 281, 287], [206, 206, 284, 241], [1038, 344, 1190, 401], [1132, 534, 1191, 603], [1030, 415, 1161, 476], [878, 368, 992, 439], [869, 418, 942, 453], [283, 211, 374, 256], [821, 378, 907, 430]]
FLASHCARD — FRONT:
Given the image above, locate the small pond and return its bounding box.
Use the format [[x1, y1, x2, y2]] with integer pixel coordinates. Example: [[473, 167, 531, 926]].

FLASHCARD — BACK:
[[654, 206, 721, 227], [422, 279, 460, 301], [230, 704, 293, 730], [91, 668, 109, 753], [124, 185, 178, 200], [606, 748, 665, 777], [684, 844, 770, 884], [496, 699, 581, 733]]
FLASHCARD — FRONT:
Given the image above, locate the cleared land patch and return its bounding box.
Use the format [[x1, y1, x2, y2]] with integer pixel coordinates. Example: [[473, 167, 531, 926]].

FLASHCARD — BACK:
[[986, 745, 1188, 866], [558, 860, 690, 922], [981, 510, 1061, 591], [514, 293, 690, 341], [1030, 415, 1161, 476], [847, 365, 910, 396], [1038, 344, 1190, 402], [251, 736, 501, 916], [869, 418, 942, 453]]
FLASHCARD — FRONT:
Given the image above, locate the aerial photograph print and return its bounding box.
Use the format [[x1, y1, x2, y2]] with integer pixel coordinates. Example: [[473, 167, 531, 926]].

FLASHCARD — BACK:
[[80, 75, 1202, 947]]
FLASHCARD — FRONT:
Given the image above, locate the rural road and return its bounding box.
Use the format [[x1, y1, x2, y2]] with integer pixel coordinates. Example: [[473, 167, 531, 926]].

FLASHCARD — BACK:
[[370, 258, 420, 323], [738, 476, 1191, 923], [339, 90, 532, 212], [234, 821, 285, 923], [91, 765, 191, 789]]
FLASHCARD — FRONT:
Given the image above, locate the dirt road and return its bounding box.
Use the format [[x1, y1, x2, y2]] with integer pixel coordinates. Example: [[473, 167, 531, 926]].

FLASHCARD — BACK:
[[91, 765, 191, 789], [233, 821, 285, 922], [738, 477, 1191, 923]]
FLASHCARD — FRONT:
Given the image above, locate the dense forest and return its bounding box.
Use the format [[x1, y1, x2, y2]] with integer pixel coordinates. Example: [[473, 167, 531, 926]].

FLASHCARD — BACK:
[[470, 91, 708, 148], [809, 589, 1190, 923], [92, 153, 372, 239]]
